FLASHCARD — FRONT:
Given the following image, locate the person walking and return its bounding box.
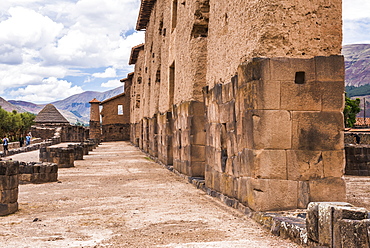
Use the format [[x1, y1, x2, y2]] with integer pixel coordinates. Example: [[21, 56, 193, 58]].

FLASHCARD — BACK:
[[26, 134, 31, 146], [19, 135, 24, 147], [2, 136, 9, 155]]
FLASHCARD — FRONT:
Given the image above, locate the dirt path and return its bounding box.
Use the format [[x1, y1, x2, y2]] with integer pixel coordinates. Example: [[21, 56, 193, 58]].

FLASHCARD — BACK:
[[0, 141, 301, 248]]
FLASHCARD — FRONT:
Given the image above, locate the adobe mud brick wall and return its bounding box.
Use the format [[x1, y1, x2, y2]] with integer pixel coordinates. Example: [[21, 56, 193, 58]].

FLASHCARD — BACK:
[[0, 161, 19, 216], [204, 56, 345, 211], [345, 144, 370, 176], [19, 162, 58, 184], [307, 202, 370, 248], [173, 101, 206, 177], [39, 147, 74, 168]]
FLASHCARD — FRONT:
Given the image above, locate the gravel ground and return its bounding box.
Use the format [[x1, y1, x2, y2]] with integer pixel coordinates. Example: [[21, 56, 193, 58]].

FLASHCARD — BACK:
[[1, 141, 302, 248]]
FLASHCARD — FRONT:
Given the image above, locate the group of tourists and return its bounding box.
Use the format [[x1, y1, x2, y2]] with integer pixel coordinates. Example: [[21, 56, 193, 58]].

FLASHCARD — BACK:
[[1, 133, 32, 155]]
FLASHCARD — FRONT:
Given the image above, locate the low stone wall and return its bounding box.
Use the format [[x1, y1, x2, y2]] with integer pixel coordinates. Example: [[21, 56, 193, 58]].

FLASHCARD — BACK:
[[306, 202, 369, 247], [61, 126, 89, 142], [0, 136, 61, 158], [167, 161, 370, 247], [102, 123, 130, 142], [31, 125, 89, 143], [0, 161, 19, 216], [19, 162, 58, 184], [68, 144, 84, 160], [39, 147, 75, 168], [345, 144, 370, 176], [0, 138, 42, 153], [345, 132, 370, 145]]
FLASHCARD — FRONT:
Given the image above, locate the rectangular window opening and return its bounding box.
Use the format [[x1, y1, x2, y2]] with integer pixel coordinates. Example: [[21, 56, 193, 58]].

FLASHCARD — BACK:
[[118, 105, 123, 115], [295, 71, 305, 84], [171, 0, 178, 31], [169, 62, 175, 108]]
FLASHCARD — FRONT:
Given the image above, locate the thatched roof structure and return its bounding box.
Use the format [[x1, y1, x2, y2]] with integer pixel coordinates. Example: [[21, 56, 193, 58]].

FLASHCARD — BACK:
[[34, 104, 70, 125]]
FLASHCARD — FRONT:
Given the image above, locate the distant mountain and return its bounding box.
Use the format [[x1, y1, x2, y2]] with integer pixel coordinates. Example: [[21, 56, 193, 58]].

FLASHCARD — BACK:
[[51, 86, 123, 124], [7, 86, 124, 125], [8, 100, 43, 113], [0, 97, 26, 113], [343, 44, 370, 87]]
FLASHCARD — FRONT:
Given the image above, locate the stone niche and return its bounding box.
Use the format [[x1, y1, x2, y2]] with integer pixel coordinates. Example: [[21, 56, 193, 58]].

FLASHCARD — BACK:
[[204, 56, 346, 211]]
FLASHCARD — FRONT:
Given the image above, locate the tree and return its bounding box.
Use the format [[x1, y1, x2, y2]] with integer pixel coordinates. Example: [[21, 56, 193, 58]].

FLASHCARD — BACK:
[[344, 95, 361, 128], [0, 107, 35, 141]]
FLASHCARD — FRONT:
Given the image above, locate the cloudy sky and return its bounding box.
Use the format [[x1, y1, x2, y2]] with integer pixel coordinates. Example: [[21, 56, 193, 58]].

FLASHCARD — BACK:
[[0, 0, 369, 103]]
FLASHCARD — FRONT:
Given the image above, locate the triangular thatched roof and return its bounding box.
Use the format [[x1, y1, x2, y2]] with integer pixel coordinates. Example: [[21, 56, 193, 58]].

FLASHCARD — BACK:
[[34, 104, 70, 124]]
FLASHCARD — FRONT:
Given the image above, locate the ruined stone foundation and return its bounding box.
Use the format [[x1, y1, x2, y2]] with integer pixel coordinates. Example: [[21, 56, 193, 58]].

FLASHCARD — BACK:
[[0, 161, 19, 216], [204, 56, 346, 211]]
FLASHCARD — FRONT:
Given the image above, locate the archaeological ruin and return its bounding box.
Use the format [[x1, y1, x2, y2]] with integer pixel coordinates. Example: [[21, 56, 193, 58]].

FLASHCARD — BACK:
[[117, 0, 346, 212]]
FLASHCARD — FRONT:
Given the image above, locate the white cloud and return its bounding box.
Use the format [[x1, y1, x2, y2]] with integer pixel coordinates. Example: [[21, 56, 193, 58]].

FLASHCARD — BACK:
[[0, 0, 143, 101], [101, 79, 122, 88], [9, 77, 84, 102], [0, 7, 63, 49], [93, 68, 117, 78], [343, 18, 370, 44], [343, 1, 370, 20]]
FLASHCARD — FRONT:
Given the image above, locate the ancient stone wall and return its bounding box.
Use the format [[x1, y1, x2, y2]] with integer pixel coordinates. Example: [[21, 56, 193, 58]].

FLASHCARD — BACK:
[[204, 56, 345, 211], [102, 124, 130, 141], [345, 132, 370, 145], [89, 99, 101, 141], [306, 202, 370, 247], [60, 126, 89, 142], [19, 162, 58, 184], [345, 144, 370, 176], [31, 126, 56, 140], [100, 91, 131, 142], [128, 0, 345, 211], [39, 147, 75, 168], [130, 0, 209, 178], [31, 126, 88, 143], [172, 101, 205, 177], [0, 161, 19, 216], [206, 0, 342, 88]]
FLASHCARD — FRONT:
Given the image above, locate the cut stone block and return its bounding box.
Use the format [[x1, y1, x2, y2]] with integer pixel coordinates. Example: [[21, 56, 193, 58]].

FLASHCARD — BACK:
[[286, 150, 324, 180], [280, 80, 322, 111], [309, 177, 346, 202], [269, 57, 316, 82], [237, 58, 271, 84], [338, 219, 370, 248], [306, 202, 353, 245], [249, 149, 287, 180], [322, 150, 345, 178], [292, 111, 343, 151], [333, 206, 369, 248], [247, 178, 298, 211], [321, 81, 345, 112], [315, 55, 345, 82], [246, 110, 292, 150]]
